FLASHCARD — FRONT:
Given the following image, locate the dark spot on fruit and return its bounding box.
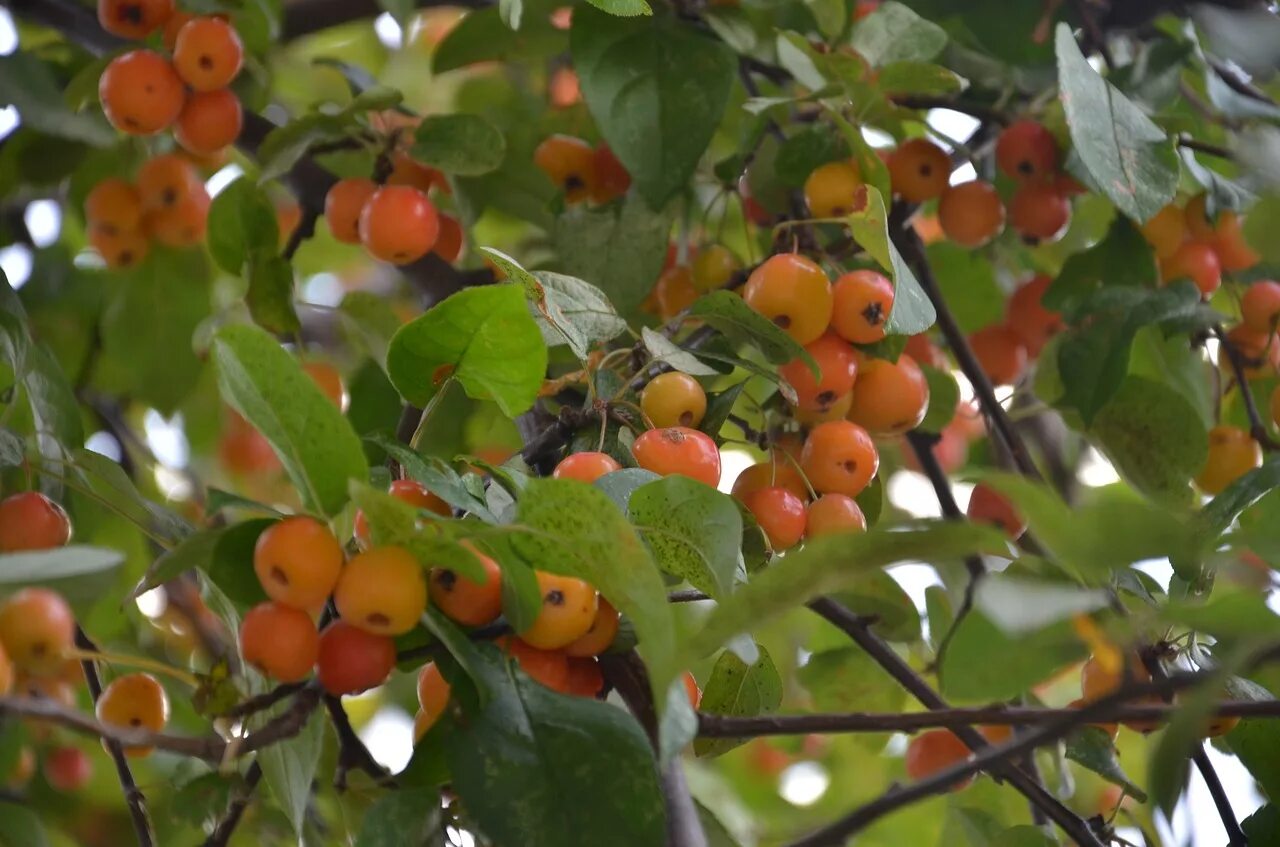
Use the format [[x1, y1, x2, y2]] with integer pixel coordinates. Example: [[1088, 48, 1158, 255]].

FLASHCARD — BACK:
[[435, 570, 457, 591], [841, 459, 857, 474], [120, 250, 134, 265], [830, 206, 847, 216], [919, 164, 932, 177], [1017, 161, 1034, 176], [816, 391, 836, 406], [118, 6, 143, 25], [861, 302, 885, 326], [31, 642, 46, 657], [161, 187, 177, 206], [124, 117, 140, 129], [144, 83, 154, 93], [565, 174, 585, 193], [1020, 234, 1041, 247], [545, 589, 565, 607], [129, 717, 142, 727], [679, 411, 693, 426], [270, 566, 290, 586], [773, 315, 791, 329], [199, 55, 214, 71], [366, 612, 391, 628]]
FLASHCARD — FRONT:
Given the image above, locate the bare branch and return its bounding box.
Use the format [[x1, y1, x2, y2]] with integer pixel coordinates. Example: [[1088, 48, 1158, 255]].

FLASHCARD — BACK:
[[203, 762, 263, 847], [324, 694, 393, 790]]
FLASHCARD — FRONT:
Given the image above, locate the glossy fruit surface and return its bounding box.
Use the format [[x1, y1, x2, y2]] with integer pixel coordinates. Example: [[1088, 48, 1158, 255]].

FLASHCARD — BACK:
[[1005, 275, 1062, 357], [904, 729, 973, 789], [85, 179, 143, 235], [1242, 281, 1280, 333], [743, 486, 807, 550], [0, 492, 72, 552], [43, 746, 92, 792], [316, 620, 396, 696], [831, 270, 894, 344], [534, 135, 596, 203], [1162, 241, 1222, 296], [995, 120, 1059, 181], [98, 0, 174, 39], [239, 601, 318, 682], [174, 88, 242, 154], [1141, 204, 1187, 259], [503, 638, 570, 690], [359, 186, 440, 264], [731, 460, 809, 503], [654, 265, 698, 319], [805, 494, 866, 538], [1211, 211, 1261, 271], [565, 657, 605, 698], [938, 181, 1005, 248], [780, 333, 858, 412], [632, 426, 721, 488], [519, 572, 599, 650], [303, 361, 348, 412], [96, 673, 169, 757], [888, 138, 951, 203], [172, 16, 244, 91], [1196, 425, 1261, 494], [429, 549, 503, 627], [324, 178, 378, 245], [0, 588, 76, 676], [416, 662, 451, 724], [333, 546, 428, 636], [846, 353, 929, 434], [683, 671, 701, 709], [966, 483, 1026, 539], [968, 325, 1028, 386], [137, 154, 204, 212], [743, 254, 833, 346], [433, 214, 464, 263], [253, 516, 344, 611], [99, 50, 185, 135], [1009, 182, 1071, 243], [641, 372, 708, 428], [800, 420, 879, 497], [803, 161, 863, 218], [564, 599, 620, 657], [553, 451, 622, 483]]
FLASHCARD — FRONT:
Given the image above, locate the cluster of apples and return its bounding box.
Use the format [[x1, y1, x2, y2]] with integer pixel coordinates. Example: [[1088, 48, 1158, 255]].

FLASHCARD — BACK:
[[83, 154, 211, 269]]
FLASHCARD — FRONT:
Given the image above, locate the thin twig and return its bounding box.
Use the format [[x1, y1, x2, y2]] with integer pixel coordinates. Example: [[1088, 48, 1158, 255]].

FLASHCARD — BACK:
[[324, 694, 393, 790], [74, 627, 155, 847], [1213, 324, 1280, 451], [890, 96, 1009, 124], [1192, 746, 1247, 846], [1068, 0, 1115, 69], [203, 762, 263, 847], [1177, 136, 1233, 160], [222, 682, 307, 721]]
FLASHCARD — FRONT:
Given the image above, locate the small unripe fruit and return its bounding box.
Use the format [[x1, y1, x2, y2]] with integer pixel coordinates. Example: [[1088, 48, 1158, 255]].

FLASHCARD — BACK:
[[0, 492, 72, 552], [632, 427, 721, 488], [518, 572, 598, 650], [743, 254, 833, 346], [253, 516, 344, 612], [239, 601, 318, 683], [96, 673, 169, 757], [553, 451, 621, 484], [641, 372, 707, 429], [0, 588, 76, 676], [316, 620, 396, 696], [830, 270, 894, 344]]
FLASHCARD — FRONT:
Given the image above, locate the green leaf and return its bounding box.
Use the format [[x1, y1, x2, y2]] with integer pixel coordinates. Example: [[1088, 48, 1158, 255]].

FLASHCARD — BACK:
[[700, 382, 746, 440], [1053, 282, 1205, 424], [258, 704, 324, 836], [433, 7, 567, 73], [628, 475, 742, 599], [510, 478, 677, 696], [941, 612, 1086, 701], [877, 61, 967, 96], [584, 0, 652, 16], [355, 787, 441, 846], [774, 126, 850, 187], [1055, 23, 1178, 223], [553, 190, 674, 317], [1225, 677, 1280, 800], [387, 285, 548, 417], [993, 826, 1057, 847], [1161, 588, 1280, 637], [131, 526, 228, 598], [204, 519, 274, 609], [377, 0, 417, 30], [690, 291, 817, 374], [365, 435, 497, 522], [0, 546, 124, 606], [798, 646, 908, 715], [833, 568, 922, 643], [72, 449, 193, 545], [212, 324, 369, 516], [977, 473, 1199, 578], [101, 248, 211, 414], [684, 521, 1006, 658], [693, 644, 783, 758], [348, 480, 486, 582], [0, 53, 113, 146], [1064, 726, 1148, 801], [847, 186, 936, 335], [444, 645, 665, 847], [973, 575, 1111, 634], [0, 430, 22, 467], [641, 328, 720, 377], [1043, 217, 1156, 315], [1243, 806, 1280, 844], [918, 365, 959, 433], [925, 243, 1002, 334], [206, 178, 279, 275], [595, 468, 661, 512], [255, 113, 349, 183], [411, 114, 507, 176], [1090, 376, 1207, 506], [0, 801, 49, 847], [246, 257, 300, 337], [850, 2, 947, 66], [572, 7, 734, 208], [1196, 456, 1280, 544], [338, 291, 401, 370]]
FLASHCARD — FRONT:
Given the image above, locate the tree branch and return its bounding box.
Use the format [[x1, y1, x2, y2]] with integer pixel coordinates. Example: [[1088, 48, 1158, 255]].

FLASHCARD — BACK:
[[1192, 745, 1247, 846], [805, 598, 1105, 847], [324, 694, 393, 790], [203, 762, 263, 847], [891, 220, 1043, 480], [1213, 324, 1280, 451], [75, 627, 155, 847]]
